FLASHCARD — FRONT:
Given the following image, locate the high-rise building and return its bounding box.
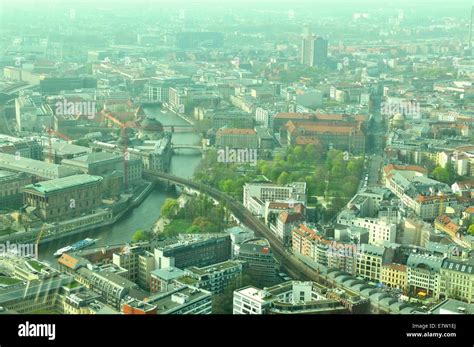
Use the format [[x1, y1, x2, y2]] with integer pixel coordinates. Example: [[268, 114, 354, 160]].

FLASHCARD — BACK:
[[301, 34, 328, 67]]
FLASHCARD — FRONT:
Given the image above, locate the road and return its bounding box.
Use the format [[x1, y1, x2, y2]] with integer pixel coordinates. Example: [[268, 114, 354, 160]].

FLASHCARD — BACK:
[[367, 154, 383, 187]]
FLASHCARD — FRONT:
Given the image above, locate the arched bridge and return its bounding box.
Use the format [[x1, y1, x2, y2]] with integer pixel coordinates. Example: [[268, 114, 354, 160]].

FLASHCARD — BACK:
[[171, 144, 205, 153], [143, 170, 319, 281]]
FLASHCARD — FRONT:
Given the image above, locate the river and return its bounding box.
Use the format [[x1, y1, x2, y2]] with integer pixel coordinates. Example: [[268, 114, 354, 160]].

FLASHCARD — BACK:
[[38, 107, 202, 264]]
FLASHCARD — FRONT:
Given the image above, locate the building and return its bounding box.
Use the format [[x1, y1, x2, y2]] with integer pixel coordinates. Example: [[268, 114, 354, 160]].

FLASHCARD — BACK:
[[350, 217, 397, 247], [429, 298, 474, 314], [39, 77, 97, 95], [356, 244, 386, 282], [233, 281, 362, 314], [149, 267, 186, 293], [0, 274, 73, 313], [440, 258, 474, 303], [225, 225, 255, 257], [407, 253, 444, 299], [61, 289, 119, 315], [0, 170, 32, 208], [243, 182, 307, 216], [0, 134, 43, 160], [113, 246, 155, 289], [0, 153, 80, 180], [215, 128, 258, 149], [43, 142, 91, 165], [15, 93, 53, 133], [384, 164, 457, 220], [270, 210, 305, 246], [301, 34, 328, 67], [62, 151, 143, 185], [183, 260, 244, 294], [381, 264, 408, 292], [91, 135, 172, 173], [76, 267, 139, 310], [284, 121, 366, 154], [23, 174, 103, 222], [236, 238, 277, 287], [153, 234, 232, 270], [147, 76, 192, 103], [123, 285, 212, 314]]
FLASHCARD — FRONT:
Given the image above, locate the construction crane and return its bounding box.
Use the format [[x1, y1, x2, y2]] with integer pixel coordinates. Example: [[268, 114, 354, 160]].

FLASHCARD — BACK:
[[103, 112, 131, 191], [46, 127, 72, 164], [35, 223, 48, 247]]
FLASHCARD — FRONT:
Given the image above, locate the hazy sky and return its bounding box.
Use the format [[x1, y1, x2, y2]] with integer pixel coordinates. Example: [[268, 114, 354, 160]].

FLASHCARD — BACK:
[[0, 0, 473, 4]]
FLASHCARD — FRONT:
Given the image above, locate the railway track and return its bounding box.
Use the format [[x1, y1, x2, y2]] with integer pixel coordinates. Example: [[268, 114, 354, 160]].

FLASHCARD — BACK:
[[144, 170, 320, 282]]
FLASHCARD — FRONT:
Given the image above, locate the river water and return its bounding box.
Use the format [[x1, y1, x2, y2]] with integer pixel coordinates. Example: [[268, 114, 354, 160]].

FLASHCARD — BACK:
[[38, 107, 202, 264]]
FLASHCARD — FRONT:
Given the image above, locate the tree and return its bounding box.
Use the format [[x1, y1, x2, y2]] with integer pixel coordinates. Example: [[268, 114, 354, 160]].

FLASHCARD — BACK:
[[277, 171, 290, 185], [304, 144, 316, 161], [160, 198, 179, 218], [431, 164, 455, 184], [132, 229, 151, 242], [468, 224, 474, 236], [18, 213, 31, 232], [293, 146, 304, 161]]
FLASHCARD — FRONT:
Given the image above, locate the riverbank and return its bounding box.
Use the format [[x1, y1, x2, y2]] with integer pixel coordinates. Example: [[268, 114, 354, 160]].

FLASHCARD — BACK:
[[151, 193, 190, 234], [1, 182, 155, 245], [38, 106, 203, 263]]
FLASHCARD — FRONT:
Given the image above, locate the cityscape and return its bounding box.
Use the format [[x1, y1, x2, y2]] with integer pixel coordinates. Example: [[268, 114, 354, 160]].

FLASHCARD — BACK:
[[0, 1, 473, 334]]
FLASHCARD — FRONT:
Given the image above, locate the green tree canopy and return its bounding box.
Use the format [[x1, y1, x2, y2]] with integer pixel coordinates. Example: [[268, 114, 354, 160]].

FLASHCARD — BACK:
[[160, 198, 179, 218]]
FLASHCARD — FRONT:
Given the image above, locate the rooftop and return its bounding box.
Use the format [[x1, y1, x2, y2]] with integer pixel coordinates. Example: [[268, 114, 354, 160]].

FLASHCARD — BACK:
[[24, 174, 103, 194], [150, 267, 186, 281], [0, 153, 79, 179]]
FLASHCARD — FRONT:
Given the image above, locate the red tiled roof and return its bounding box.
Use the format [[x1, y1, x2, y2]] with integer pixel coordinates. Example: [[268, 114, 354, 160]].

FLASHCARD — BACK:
[[384, 164, 428, 175]]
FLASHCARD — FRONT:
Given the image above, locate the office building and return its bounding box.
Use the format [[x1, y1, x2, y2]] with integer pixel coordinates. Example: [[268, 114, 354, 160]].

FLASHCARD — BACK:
[[233, 281, 360, 314], [154, 234, 232, 270], [113, 246, 155, 290], [301, 34, 328, 67], [183, 260, 244, 294], [150, 267, 186, 293], [123, 285, 213, 314], [236, 238, 277, 287], [243, 182, 307, 216]]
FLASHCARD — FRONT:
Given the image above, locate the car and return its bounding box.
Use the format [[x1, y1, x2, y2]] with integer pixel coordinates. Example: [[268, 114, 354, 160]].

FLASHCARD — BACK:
[[283, 276, 292, 281]]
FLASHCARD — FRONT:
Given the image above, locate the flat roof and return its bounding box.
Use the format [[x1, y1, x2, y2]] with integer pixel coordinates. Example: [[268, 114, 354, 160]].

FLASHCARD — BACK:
[[24, 174, 102, 194], [150, 267, 186, 281], [0, 153, 79, 179]]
